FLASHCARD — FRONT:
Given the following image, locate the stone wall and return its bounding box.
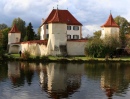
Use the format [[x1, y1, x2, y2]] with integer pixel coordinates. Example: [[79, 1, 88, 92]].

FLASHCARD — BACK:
[[67, 40, 87, 56], [21, 43, 47, 56]]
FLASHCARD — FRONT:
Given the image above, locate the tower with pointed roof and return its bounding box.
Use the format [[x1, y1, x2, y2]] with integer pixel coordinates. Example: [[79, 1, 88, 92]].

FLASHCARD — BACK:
[[40, 8, 83, 56], [8, 24, 21, 44], [100, 13, 119, 39], [40, 9, 82, 40], [47, 8, 67, 56]]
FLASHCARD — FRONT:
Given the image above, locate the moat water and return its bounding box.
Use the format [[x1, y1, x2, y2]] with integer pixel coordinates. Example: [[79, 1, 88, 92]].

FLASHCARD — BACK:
[[0, 61, 130, 99]]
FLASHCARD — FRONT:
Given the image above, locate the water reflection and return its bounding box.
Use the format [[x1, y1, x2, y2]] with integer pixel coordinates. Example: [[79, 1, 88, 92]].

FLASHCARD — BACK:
[[85, 63, 130, 98], [0, 62, 130, 99], [5, 62, 84, 99], [39, 63, 84, 98]]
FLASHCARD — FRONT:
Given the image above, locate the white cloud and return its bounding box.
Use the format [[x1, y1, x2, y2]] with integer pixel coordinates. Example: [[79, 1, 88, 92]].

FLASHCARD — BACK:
[[82, 25, 100, 37], [0, 0, 130, 34], [4, 0, 30, 14]]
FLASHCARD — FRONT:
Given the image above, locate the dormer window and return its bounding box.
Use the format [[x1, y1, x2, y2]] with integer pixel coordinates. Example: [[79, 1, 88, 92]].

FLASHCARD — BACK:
[[73, 26, 79, 30]]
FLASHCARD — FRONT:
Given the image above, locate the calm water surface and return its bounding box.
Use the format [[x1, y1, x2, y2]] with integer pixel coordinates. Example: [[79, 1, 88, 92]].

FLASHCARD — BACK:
[[0, 61, 130, 99]]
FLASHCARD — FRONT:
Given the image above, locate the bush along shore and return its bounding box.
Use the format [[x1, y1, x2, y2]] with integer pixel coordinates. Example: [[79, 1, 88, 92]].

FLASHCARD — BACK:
[[1, 53, 130, 63]]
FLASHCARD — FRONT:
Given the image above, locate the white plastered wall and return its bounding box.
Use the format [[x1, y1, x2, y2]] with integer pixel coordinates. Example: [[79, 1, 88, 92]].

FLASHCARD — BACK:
[[20, 43, 47, 56], [40, 25, 44, 40], [40, 24, 49, 40], [47, 23, 67, 55], [67, 41, 86, 56], [100, 27, 119, 39], [8, 33, 21, 44], [9, 44, 20, 54]]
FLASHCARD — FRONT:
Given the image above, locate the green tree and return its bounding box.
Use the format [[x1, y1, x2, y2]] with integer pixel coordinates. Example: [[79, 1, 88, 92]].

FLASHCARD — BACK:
[[0, 23, 8, 30], [114, 16, 130, 47], [1, 28, 11, 50], [85, 38, 105, 58], [23, 35, 28, 41], [35, 27, 41, 40], [24, 22, 35, 41], [93, 30, 101, 39], [12, 17, 26, 41], [85, 37, 121, 58]]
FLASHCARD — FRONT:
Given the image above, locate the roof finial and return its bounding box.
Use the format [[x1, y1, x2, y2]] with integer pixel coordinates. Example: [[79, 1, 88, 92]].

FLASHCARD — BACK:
[[53, 7, 54, 9], [57, 5, 58, 9], [110, 10, 111, 14]]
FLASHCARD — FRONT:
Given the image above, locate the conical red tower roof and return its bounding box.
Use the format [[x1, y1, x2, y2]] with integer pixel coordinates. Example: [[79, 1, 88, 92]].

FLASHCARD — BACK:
[[101, 13, 119, 27], [9, 24, 21, 33]]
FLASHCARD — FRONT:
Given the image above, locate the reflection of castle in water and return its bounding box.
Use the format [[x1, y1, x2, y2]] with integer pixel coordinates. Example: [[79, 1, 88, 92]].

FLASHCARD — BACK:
[[8, 61, 20, 85], [39, 63, 84, 99], [100, 63, 130, 98], [7, 62, 84, 98], [5, 62, 130, 98], [8, 62, 34, 86], [85, 63, 130, 99]]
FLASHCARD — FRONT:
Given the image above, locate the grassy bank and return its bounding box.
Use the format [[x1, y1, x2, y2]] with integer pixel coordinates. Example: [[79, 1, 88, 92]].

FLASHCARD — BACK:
[[1, 54, 130, 62]]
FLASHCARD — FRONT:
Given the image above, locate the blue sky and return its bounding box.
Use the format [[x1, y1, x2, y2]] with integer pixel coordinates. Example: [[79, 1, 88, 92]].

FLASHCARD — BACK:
[[0, 0, 130, 37]]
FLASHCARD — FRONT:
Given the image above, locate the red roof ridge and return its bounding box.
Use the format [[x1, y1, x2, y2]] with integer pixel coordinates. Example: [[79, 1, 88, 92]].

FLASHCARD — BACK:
[[101, 13, 119, 27], [42, 9, 82, 25], [49, 9, 61, 23], [9, 24, 21, 33]]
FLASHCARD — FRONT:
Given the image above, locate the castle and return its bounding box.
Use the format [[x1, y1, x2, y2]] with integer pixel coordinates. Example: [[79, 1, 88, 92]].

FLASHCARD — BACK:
[[8, 9, 119, 56], [8, 9, 87, 56]]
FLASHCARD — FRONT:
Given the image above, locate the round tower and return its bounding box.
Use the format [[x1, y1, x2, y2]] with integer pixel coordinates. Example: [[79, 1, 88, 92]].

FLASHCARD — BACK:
[[8, 24, 21, 44], [100, 13, 119, 40]]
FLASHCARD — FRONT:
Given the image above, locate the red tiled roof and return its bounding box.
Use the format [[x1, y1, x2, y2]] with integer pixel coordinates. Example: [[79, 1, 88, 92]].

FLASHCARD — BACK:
[[42, 9, 82, 25], [101, 13, 119, 27], [9, 24, 21, 33]]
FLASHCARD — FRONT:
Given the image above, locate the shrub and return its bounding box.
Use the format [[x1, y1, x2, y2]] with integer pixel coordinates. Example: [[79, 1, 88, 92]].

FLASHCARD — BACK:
[[41, 55, 49, 60], [85, 38, 106, 58], [85, 37, 121, 58], [21, 50, 31, 59], [0, 45, 4, 58], [35, 56, 40, 60]]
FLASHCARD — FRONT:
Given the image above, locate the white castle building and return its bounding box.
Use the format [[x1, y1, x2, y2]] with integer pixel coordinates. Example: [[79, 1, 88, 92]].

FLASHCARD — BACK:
[[8, 9, 87, 56]]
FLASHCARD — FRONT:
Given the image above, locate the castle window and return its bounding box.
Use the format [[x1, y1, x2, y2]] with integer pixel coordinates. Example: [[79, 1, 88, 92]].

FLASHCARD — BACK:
[[46, 34, 49, 39], [46, 24, 48, 29], [16, 37, 18, 42], [67, 35, 71, 39], [73, 26, 79, 30], [67, 26, 71, 30], [73, 35, 79, 39]]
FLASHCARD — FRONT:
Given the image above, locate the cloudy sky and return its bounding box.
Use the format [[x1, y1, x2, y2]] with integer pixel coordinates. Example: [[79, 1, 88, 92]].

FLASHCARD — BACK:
[[0, 0, 130, 37]]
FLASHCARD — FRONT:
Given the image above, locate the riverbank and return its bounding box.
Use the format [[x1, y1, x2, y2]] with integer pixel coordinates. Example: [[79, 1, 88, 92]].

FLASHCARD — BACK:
[[1, 54, 130, 63]]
